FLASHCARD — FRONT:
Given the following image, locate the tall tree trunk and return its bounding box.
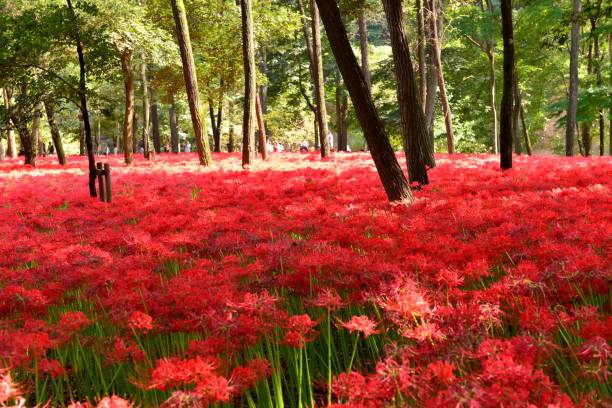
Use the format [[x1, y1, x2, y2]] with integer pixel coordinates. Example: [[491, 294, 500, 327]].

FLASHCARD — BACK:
[[2, 88, 17, 158], [209, 97, 223, 153], [259, 48, 268, 115], [169, 94, 179, 153], [416, 0, 427, 106], [315, 0, 412, 202], [240, 0, 256, 166], [499, 0, 514, 169], [141, 59, 151, 159], [566, 0, 581, 156], [429, 0, 454, 154], [227, 103, 235, 153], [518, 98, 532, 155], [424, 13, 438, 147], [311, 0, 330, 157], [11, 87, 36, 165], [382, 0, 434, 185], [359, 11, 371, 88], [79, 113, 85, 156], [0, 133, 4, 161], [512, 74, 522, 154], [313, 113, 319, 149], [132, 111, 138, 153], [171, 0, 213, 165], [256, 88, 267, 160], [297, 0, 319, 149], [487, 48, 499, 154], [335, 84, 348, 151], [67, 0, 96, 196], [121, 50, 134, 164], [151, 91, 161, 153], [44, 100, 67, 165]]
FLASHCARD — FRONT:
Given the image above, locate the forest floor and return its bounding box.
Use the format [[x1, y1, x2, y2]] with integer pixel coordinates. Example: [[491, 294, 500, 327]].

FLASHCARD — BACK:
[[0, 153, 611, 407]]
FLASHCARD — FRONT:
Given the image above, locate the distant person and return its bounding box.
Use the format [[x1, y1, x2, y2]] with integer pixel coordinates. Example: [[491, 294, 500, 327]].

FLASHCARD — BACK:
[[327, 131, 334, 150], [184, 141, 191, 153], [277, 143, 284, 152], [299, 140, 309, 153], [104, 144, 110, 155], [39, 140, 46, 157], [113, 144, 118, 155], [48, 142, 55, 155]]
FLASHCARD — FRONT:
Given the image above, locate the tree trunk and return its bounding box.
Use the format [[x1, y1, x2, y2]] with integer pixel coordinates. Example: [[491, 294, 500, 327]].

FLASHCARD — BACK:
[[259, 48, 268, 116], [382, 0, 434, 185], [44, 100, 67, 165], [566, 0, 581, 156], [171, 0, 213, 165], [141, 59, 151, 159], [311, 0, 330, 157], [240, 0, 256, 166], [429, 0, 454, 154], [67, 0, 96, 196], [132, 110, 138, 154], [499, 0, 514, 169], [2, 88, 17, 158], [169, 94, 179, 153], [228, 102, 235, 153], [0, 133, 4, 161], [424, 17, 438, 147], [151, 91, 161, 153], [416, 0, 427, 106], [209, 97, 223, 153], [121, 50, 135, 164], [79, 113, 85, 156], [313, 113, 319, 149], [359, 11, 371, 88], [315, 0, 412, 202], [518, 99, 532, 155], [487, 48, 499, 154], [256, 88, 267, 160], [512, 74, 522, 155]]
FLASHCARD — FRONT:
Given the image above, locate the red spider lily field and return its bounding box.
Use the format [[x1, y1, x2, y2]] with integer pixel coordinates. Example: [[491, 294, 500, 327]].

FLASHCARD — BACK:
[[0, 153, 611, 407]]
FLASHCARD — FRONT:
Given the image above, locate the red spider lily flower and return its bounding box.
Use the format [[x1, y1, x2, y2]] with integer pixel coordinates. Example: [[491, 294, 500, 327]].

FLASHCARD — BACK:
[[338, 315, 380, 338], [94, 396, 134, 408], [308, 288, 345, 311], [128, 311, 154, 332], [58, 311, 91, 333], [0, 369, 21, 404], [38, 359, 66, 379], [577, 336, 612, 381], [230, 358, 271, 392]]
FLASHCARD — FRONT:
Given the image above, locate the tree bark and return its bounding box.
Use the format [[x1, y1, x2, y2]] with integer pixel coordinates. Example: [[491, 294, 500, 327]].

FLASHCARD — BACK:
[[140, 59, 151, 159], [2, 88, 17, 158], [79, 112, 85, 156], [67, 0, 96, 196], [44, 100, 66, 165], [512, 74, 522, 155], [429, 0, 454, 154], [424, 13, 438, 147], [241, 0, 256, 166], [382, 0, 434, 185], [518, 97, 532, 155], [315, 0, 413, 202], [359, 11, 371, 88], [499, 0, 514, 169], [0, 133, 4, 161], [132, 110, 138, 153], [121, 50, 134, 164], [565, 0, 581, 156], [256, 88, 267, 160], [171, 0, 213, 165], [416, 0, 427, 105], [259, 48, 268, 115], [481, 0, 499, 154], [335, 84, 349, 151], [209, 97, 223, 153], [169, 94, 179, 153], [228, 103, 235, 153], [151, 91, 161, 153], [311, 0, 330, 157]]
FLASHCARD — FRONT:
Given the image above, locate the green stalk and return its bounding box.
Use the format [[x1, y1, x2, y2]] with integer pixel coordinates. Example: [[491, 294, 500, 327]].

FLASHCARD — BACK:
[[297, 342, 303, 408], [327, 310, 332, 406], [347, 335, 359, 373]]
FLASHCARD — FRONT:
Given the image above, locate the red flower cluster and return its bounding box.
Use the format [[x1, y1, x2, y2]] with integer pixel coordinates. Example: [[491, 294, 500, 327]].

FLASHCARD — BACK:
[[0, 152, 610, 406]]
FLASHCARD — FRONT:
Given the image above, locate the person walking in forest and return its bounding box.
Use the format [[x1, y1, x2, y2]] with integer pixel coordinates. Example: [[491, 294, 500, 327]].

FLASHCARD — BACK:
[[185, 141, 191, 153]]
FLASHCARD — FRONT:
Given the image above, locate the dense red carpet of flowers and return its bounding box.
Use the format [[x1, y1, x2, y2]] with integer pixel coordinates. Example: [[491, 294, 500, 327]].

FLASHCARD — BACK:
[[0, 153, 610, 407]]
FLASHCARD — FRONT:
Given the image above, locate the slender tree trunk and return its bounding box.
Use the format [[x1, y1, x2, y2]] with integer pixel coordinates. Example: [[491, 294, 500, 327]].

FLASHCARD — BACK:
[[429, 0, 454, 154], [311, 0, 330, 157], [499, 0, 514, 169], [227, 103, 235, 153], [512, 74, 522, 154], [518, 98, 532, 155], [151, 91, 161, 153], [313, 114, 319, 149], [383, 0, 434, 185], [259, 48, 268, 116], [79, 113, 85, 156], [566, 0, 581, 156], [0, 133, 4, 161], [240, 0, 256, 166], [169, 94, 179, 153], [335, 84, 344, 151], [44, 100, 66, 165], [2, 88, 17, 158], [113, 120, 119, 151], [416, 0, 427, 105], [209, 98, 223, 153], [315, 0, 412, 202], [256, 88, 267, 160], [140, 59, 151, 159], [132, 111, 138, 153], [67, 0, 96, 196], [171, 0, 212, 165], [424, 14, 438, 147], [121, 50, 134, 164], [297, 0, 319, 149], [487, 49, 499, 154]]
